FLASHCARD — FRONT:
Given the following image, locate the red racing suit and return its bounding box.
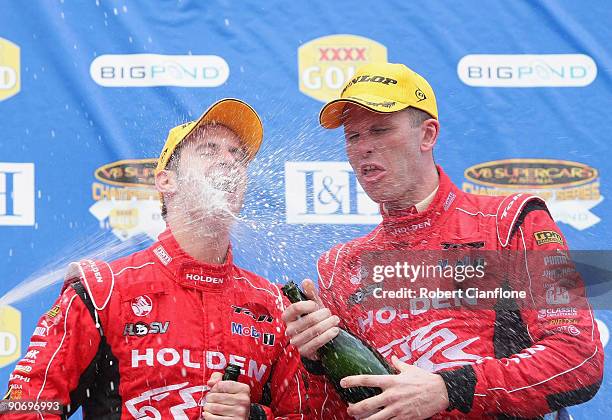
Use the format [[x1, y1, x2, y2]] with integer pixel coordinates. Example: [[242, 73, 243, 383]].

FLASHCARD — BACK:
[[308, 167, 603, 419], [4, 229, 308, 419]]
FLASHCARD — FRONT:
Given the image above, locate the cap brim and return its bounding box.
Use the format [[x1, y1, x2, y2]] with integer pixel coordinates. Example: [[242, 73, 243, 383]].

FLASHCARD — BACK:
[[189, 98, 263, 160], [319, 94, 410, 129]]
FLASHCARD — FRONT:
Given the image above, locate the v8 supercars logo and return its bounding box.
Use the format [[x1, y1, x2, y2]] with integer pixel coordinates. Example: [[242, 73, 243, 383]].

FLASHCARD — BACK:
[[298, 35, 387, 102], [89, 159, 165, 241], [463, 159, 603, 231]]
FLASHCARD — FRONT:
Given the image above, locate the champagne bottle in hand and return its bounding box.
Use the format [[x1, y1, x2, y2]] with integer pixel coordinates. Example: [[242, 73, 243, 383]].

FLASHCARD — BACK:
[[222, 364, 241, 381], [282, 281, 396, 403]]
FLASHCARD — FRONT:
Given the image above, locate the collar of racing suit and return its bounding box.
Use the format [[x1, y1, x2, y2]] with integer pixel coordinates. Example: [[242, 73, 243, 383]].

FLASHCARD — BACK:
[[379, 166, 460, 244], [380, 184, 439, 216], [151, 228, 234, 292]]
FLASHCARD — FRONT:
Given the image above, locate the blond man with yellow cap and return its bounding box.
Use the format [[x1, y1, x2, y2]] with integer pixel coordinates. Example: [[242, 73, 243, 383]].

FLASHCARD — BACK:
[[6, 99, 309, 419], [282, 63, 602, 419]]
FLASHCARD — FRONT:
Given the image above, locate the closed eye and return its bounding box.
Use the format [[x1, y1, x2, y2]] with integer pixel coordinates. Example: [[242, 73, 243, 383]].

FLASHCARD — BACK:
[[198, 142, 219, 155], [229, 147, 248, 162], [371, 127, 389, 134]]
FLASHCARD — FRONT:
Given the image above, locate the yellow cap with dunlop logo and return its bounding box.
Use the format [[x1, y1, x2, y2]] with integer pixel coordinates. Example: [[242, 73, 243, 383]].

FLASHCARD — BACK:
[[156, 98, 263, 174], [319, 62, 438, 129]]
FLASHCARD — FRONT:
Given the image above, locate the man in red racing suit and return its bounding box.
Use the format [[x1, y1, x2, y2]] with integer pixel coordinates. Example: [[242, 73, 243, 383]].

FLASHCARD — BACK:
[[282, 63, 603, 419], [4, 99, 308, 419], [310, 168, 603, 419]]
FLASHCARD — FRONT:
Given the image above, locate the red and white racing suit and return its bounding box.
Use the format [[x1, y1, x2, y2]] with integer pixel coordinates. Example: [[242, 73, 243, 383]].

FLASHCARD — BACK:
[[5, 229, 308, 419], [308, 167, 603, 419]]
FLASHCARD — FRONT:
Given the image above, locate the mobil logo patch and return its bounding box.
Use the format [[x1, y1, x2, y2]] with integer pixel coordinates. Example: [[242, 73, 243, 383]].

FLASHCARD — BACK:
[[298, 34, 387, 102], [231, 322, 275, 346]]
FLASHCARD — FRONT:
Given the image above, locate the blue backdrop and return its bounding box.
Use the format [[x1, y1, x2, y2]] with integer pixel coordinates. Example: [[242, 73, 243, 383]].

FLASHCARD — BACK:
[[1, 1, 610, 417]]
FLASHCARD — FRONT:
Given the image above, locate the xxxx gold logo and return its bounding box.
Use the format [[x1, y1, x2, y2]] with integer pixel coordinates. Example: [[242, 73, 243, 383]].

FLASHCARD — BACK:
[[298, 35, 387, 102], [534, 230, 564, 246], [0, 305, 21, 368], [90, 159, 164, 241], [463, 159, 603, 231], [0, 37, 20, 102]]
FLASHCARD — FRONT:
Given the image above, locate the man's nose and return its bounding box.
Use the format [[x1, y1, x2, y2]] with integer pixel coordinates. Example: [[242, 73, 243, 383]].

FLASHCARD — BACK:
[[217, 149, 238, 166], [354, 136, 374, 158]]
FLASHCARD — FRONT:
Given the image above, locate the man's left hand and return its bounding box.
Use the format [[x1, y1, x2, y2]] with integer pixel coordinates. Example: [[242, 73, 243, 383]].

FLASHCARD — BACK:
[[203, 372, 251, 419], [341, 356, 449, 420]]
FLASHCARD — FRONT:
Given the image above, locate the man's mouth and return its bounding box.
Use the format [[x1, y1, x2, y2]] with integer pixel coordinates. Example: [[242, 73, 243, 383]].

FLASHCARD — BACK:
[[360, 163, 386, 181], [210, 176, 237, 193]]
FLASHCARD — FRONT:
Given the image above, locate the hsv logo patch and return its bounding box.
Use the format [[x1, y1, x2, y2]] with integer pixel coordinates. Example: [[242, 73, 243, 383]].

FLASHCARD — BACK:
[[124, 321, 170, 337], [534, 230, 564, 246]]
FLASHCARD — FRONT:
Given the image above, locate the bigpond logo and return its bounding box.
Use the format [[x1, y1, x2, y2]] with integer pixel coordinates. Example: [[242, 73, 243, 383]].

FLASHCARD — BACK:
[[457, 54, 597, 87], [90, 54, 229, 87]]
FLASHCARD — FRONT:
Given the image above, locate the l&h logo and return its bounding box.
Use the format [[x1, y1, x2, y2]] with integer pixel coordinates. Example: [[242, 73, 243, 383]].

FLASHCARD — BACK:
[[285, 162, 380, 224], [0, 163, 35, 226]]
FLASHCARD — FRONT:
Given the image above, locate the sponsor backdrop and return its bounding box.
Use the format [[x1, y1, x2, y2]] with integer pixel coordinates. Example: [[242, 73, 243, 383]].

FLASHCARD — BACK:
[[1, 1, 610, 417]]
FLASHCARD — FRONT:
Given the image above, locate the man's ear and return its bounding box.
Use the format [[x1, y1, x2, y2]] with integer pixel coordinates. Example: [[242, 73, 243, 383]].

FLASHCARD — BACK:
[[420, 119, 440, 152], [155, 170, 177, 195]]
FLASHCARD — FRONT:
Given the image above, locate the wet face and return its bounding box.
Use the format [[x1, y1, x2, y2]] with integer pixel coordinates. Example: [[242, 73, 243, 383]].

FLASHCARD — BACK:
[[171, 124, 248, 222], [343, 105, 426, 205]]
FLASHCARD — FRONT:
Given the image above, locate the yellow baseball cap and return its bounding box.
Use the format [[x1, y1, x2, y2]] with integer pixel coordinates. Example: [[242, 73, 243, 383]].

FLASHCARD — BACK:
[[319, 62, 438, 129], [156, 98, 263, 174]]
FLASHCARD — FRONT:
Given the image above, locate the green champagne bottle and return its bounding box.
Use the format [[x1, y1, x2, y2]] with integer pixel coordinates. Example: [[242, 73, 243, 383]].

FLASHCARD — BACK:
[[281, 281, 396, 403], [222, 363, 241, 381]]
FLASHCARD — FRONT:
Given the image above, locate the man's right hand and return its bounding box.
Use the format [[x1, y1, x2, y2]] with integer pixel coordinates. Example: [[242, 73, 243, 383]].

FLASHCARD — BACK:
[[281, 279, 341, 360]]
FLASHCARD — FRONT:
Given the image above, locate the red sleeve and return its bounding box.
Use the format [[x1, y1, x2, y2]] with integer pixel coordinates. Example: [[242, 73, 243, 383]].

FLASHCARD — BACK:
[[3, 283, 101, 419], [251, 291, 309, 420], [258, 342, 309, 419], [444, 208, 603, 417]]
